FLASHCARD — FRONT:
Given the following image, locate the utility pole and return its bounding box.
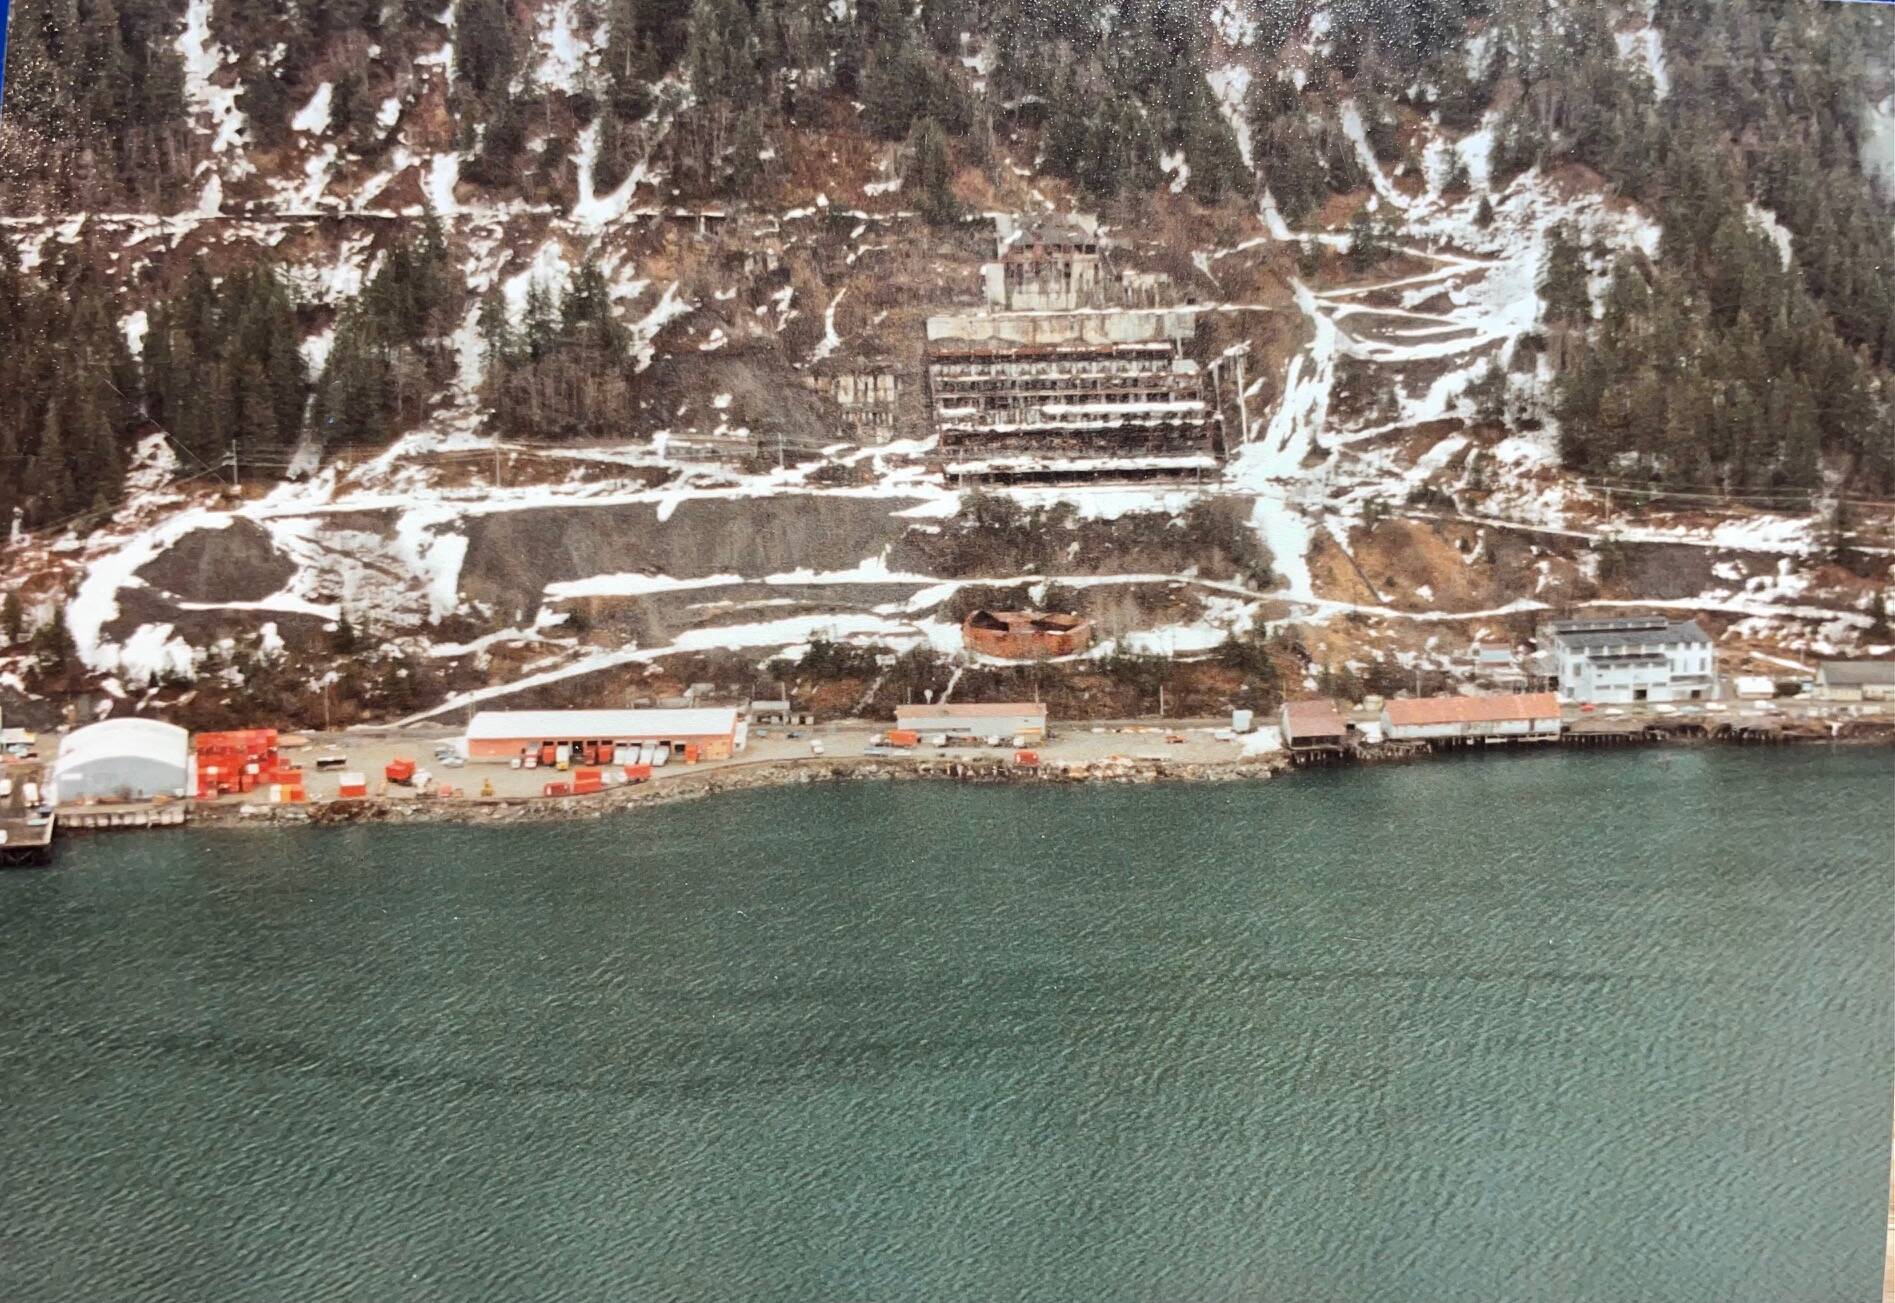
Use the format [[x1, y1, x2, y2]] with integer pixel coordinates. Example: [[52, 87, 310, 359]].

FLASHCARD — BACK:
[[1235, 351, 1250, 445]]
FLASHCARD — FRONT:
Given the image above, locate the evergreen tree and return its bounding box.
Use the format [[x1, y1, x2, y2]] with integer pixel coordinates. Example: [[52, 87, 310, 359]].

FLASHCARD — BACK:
[[455, 0, 517, 101], [906, 117, 960, 226]]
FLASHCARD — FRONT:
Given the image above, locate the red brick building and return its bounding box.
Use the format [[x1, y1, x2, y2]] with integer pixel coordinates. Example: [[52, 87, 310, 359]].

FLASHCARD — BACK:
[[962, 610, 1092, 660]]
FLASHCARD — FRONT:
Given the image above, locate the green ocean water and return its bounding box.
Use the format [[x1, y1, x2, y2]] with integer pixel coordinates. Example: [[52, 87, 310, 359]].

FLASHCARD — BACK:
[[0, 746, 1889, 1302]]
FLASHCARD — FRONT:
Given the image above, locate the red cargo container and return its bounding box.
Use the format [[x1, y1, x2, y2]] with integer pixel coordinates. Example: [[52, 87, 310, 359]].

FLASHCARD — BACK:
[[542, 781, 571, 798], [622, 763, 652, 784], [337, 772, 368, 799], [683, 743, 700, 764], [886, 729, 920, 748], [385, 758, 417, 784], [540, 744, 558, 766], [572, 767, 602, 784], [598, 742, 616, 764], [1014, 749, 1040, 766], [573, 778, 603, 796]]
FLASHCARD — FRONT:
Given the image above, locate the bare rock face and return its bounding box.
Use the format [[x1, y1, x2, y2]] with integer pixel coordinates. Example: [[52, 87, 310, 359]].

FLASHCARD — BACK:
[[456, 495, 932, 615], [135, 521, 297, 604]]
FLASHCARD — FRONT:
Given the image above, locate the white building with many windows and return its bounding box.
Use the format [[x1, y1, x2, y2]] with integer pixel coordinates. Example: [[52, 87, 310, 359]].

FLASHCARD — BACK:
[[1539, 617, 1717, 704]]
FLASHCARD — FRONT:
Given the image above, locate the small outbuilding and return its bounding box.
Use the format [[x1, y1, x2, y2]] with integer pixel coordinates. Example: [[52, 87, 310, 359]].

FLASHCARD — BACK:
[[1279, 699, 1348, 753], [1815, 661, 1895, 703], [1380, 692, 1563, 743], [895, 702, 1049, 742], [51, 718, 191, 804]]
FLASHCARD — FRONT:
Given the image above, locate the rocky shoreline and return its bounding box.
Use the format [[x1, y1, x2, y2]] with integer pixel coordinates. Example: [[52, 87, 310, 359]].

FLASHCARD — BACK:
[[84, 724, 1895, 834], [189, 753, 1296, 829]]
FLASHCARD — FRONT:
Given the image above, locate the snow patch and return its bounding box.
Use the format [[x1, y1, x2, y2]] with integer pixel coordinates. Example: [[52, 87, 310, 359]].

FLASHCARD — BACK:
[[1746, 201, 1794, 270], [1205, 65, 1255, 170], [292, 82, 334, 134], [1614, 27, 1669, 99], [1211, 0, 1258, 48]]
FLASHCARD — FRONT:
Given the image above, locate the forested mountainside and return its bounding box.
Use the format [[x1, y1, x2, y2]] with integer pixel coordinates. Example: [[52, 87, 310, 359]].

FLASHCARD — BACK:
[[0, 0, 1891, 727], [2, 0, 1892, 527]]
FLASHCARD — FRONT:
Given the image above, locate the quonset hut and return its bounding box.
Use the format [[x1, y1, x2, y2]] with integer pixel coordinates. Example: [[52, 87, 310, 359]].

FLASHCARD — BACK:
[[51, 718, 191, 804]]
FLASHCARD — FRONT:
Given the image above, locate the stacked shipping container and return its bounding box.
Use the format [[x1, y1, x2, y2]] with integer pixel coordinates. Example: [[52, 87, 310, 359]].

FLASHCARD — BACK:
[[194, 729, 305, 802]]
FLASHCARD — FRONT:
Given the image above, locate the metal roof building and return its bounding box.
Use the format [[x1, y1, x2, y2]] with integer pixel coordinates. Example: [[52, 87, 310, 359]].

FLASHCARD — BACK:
[[52, 718, 191, 805], [1381, 693, 1563, 742], [464, 708, 745, 762], [1280, 699, 1349, 751], [895, 702, 1048, 740], [1815, 661, 1895, 701]]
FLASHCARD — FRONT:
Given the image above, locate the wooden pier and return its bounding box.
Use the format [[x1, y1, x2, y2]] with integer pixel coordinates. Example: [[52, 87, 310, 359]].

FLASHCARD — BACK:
[[56, 804, 191, 831]]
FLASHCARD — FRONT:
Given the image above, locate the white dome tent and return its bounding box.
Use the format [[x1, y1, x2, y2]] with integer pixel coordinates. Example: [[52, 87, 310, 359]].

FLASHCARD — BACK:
[[51, 719, 191, 805]]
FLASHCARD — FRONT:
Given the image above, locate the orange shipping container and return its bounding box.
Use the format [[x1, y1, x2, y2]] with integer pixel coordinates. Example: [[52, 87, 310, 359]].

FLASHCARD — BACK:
[[542, 781, 571, 798], [573, 778, 603, 795], [1014, 749, 1040, 766], [572, 767, 602, 784], [540, 744, 557, 766], [385, 758, 417, 783], [886, 730, 920, 747], [622, 763, 652, 783], [598, 742, 616, 764], [683, 743, 700, 764]]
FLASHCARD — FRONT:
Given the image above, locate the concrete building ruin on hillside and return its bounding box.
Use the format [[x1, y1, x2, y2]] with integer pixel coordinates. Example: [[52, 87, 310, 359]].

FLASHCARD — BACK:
[[924, 214, 1224, 485], [802, 360, 901, 441]]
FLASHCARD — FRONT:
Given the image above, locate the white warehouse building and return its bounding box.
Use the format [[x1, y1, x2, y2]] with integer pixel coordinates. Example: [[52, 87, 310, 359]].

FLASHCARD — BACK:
[[1540, 617, 1717, 704]]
